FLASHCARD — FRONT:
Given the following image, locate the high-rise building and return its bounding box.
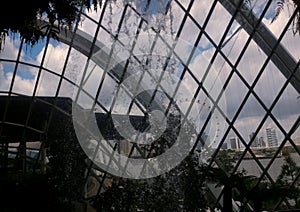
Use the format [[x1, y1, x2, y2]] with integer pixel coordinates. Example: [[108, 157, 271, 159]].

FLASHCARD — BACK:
[[266, 128, 279, 147], [230, 136, 240, 150], [249, 132, 259, 147], [249, 132, 266, 148], [258, 136, 266, 148], [221, 142, 228, 150]]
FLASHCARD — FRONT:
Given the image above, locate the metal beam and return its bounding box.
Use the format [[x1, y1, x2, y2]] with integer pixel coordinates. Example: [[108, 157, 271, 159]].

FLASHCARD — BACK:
[[219, 0, 300, 94]]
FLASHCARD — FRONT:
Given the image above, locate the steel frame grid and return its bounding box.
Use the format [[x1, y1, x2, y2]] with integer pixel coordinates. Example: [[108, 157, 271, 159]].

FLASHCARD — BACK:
[[101, 0, 229, 175], [0, 0, 299, 211], [230, 14, 300, 206], [0, 2, 87, 174], [198, 1, 300, 209], [83, 0, 270, 209], [186, 0, 280, 209], [81, 0, 298, 209], [207, 0, 274, 182], [221, 0, 300, 193], [88, 0, 192, 189]]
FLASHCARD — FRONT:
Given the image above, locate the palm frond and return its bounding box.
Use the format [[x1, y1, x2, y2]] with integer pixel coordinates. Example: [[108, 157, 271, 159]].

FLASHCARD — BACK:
[[243, 0, 254, 7], [0, 30, 7, 51], [293, 1, 300, 35], [272, 0, 287, 23]]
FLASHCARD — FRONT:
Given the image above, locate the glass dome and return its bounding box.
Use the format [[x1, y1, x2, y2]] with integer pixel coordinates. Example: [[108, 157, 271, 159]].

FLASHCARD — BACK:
[[0, 0, 299, 211]]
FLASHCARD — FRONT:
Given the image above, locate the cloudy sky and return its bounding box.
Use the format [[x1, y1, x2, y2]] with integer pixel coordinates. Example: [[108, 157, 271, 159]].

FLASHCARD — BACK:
[[0, 0, 299, 148]]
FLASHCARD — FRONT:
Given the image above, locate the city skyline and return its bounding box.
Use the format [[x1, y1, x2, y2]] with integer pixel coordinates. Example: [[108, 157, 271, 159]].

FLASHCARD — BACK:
[[224, 127, 281, 150]]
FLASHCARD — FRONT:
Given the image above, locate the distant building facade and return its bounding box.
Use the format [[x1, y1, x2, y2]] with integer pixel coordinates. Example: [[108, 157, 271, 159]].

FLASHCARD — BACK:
[[221, 142, 228, 150], [230, 136, 240, 150], [266, 127, 279, 147], [258, 136, 266, 147], [249, 132, 266, 148]]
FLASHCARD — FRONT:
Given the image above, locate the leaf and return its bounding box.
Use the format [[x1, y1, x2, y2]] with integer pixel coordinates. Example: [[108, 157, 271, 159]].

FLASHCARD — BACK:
[[271, 0, 287, 23]]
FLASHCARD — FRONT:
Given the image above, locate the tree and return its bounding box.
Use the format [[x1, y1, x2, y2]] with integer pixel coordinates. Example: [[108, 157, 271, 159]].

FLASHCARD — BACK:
[[272, 0, 300, 35], [277, 154, 300, 185], [203, 151, 287, 211], [47, 118, 87, 208], [92, 153, 210, 211], [276, 154, 300, 208], [0, 0, 102, 50], [94, 177, 141, 211], [235, 176, 290, 212], [204, 151, 249, 212], [234, 155, 300, 211], [179, 154, 209, 211]]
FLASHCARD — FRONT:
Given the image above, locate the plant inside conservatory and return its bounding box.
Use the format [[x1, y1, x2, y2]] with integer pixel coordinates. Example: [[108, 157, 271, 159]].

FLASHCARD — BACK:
[[272, 0, 300, 34], [0, 0, 102, 50], [276, 153, 300, 209], [233, 154, 300, 211], [0, 0, 174, 51], [201, 150, 300, 211], [1, 1, 300, 211], [92, 153, 212, 211], [203, 150, 256, 212], [0, 117, 87, 211]]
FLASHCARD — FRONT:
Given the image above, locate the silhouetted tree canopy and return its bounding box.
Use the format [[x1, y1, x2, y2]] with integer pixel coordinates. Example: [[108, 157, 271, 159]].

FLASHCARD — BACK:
[[0, 0, 102, 49]]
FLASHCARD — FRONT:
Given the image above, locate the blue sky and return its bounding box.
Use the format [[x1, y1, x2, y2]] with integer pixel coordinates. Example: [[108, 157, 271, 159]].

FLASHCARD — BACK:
[[135, 0, 169, 15]]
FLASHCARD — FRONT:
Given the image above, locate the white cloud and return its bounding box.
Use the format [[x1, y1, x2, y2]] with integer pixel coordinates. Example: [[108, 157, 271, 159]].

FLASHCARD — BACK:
[[0, 36, 20, 60], [38, 43, 69, 75], [264, 6, 300, 60], [8, 73, 36, 95]]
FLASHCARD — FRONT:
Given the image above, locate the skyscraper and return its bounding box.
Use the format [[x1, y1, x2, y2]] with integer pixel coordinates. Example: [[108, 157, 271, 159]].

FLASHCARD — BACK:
[[249, 132, 266, 148], [230, 136, 240, 150], [258, 136, 266, 148], [266, 128, 279, 147], [249, 132, 259, 147], [221, 142, 228, 150]]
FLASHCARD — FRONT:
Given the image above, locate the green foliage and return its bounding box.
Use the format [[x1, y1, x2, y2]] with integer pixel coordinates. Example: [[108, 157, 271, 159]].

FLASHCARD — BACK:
[[273, 0, 287, 23], [180, 155, 209, 211], [93, 153, 210, 211], [277, 154, 300, 185], [272, 0, 300, 35], [234, 154, 300, 211], [276, 154, 300, 208], [95, 178, 140, 211], [0, 0, 102, 50], [47, 119, 87, 202], [0, 172, 78, 211], [92, 151, 298, 211]]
